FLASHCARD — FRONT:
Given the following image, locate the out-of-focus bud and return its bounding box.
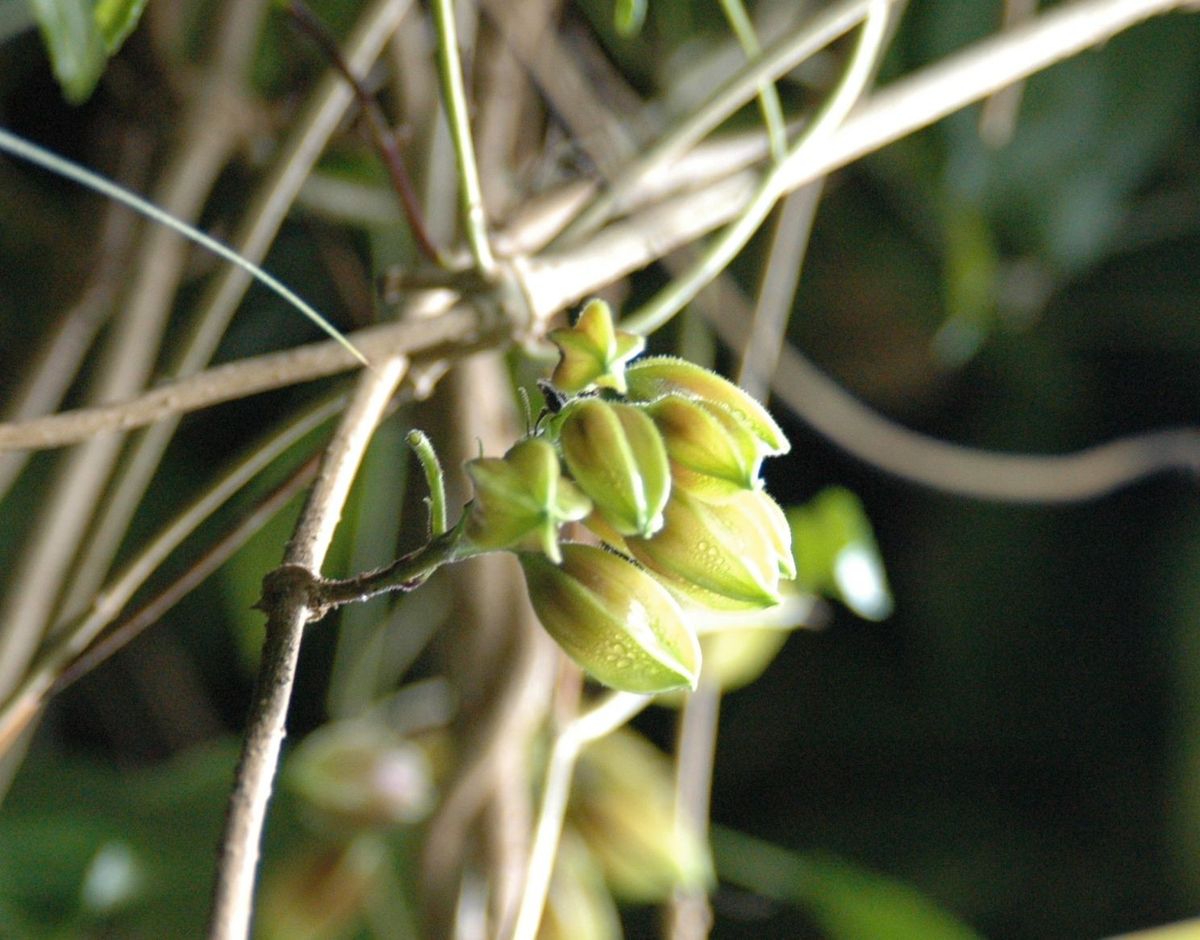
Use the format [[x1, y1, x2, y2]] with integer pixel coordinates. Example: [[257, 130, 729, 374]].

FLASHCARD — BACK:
[[258, 836, 386, 940], [549, 298, 645, 394], [556, 398, 670, 539], [520, 542, 700, 693], [642, 393, 764, 500], [539, 829, 622, 940], [570, 727, 711, 903], [466, 438, 592, 563], [286, 720, 435, 833], [624, 356, 790, 456], [625, 488, 789, 610]]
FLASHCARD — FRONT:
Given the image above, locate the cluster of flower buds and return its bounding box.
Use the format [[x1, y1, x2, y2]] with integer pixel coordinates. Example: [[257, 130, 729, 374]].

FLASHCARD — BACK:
[[463, 299, 795, 693]]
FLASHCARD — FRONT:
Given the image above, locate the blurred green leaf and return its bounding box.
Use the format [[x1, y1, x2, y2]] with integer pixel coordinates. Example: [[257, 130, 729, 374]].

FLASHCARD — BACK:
[[614, 0, 646, 37], [788, 488, 892, 621], [27, 0, 107, 103], [714, 827, 983, 940], [93, 0, 146, 53], [0, 740, 242, 936]]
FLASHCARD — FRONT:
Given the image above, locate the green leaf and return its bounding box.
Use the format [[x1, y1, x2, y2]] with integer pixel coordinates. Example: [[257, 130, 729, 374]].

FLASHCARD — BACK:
[[94, 0, 148, 53], [788, 487, 892, 621], [0, 741, 244, 936], [28, 0, 108, 103], [614, 0, 646, 37], [713, 827, 983, 940]]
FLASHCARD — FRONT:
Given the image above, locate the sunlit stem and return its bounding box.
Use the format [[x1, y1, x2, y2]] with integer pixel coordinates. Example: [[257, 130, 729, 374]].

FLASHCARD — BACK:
[[430, 0, 496, 275], [0, 126, 369, 366], [406, 429, 448, 537], [620, 0, 892, 337], [510, 691, 653, 940]]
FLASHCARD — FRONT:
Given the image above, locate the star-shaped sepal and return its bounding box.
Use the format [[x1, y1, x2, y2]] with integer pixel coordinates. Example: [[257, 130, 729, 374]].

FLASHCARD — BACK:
[[465, 438, 592, 563], [548, 298, 645, 394]]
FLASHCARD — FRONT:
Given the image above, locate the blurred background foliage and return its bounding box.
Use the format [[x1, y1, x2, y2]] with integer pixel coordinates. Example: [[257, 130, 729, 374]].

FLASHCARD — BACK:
[[2, 0, 1200, 937]]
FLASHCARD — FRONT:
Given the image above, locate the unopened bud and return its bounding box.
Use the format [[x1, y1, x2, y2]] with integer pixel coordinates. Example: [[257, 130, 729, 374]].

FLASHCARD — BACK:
[[643, 393, 764, 500], [556, 398, 670, 539], [625, 488, 789, 610], [520, 543, 700, 692], [624, 356, 790, 455], [571, 728, 711, 902], [466, 438, 592, 563], [286, 720, 435, 833]]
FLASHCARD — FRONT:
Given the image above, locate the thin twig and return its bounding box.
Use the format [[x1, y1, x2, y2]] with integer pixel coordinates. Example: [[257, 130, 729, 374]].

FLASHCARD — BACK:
[[666, 675, 722, 940], [510, 691, 651, 940], [735, 182, 823, 400], [0, 0, 271, 702], [285, 0, 442, 264], [54, 0, 420, 627], [0, 149, 142, 502], [52, 451, 322, 699], [558, 0, 889, 241], [777, 0, 1189, 193], [0, 305, 485, 452], [620, 0, 892, 336], [0, 396, 342, 754], [208, 355, 408, 940], [717, 0, 787, 163]]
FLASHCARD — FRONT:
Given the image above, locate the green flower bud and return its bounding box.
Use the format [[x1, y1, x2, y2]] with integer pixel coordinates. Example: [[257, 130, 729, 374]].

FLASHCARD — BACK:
[[625, 488, 789, 610], [549, 298, 645, 394], [520, 543, 700, 693], [466, 438, 592, 563], [625, 356, 790, 455], [571, 728, 711, 902], [735, 486, 797, 580], [642, 393, 765, 500], [556, 398, 670, 539]]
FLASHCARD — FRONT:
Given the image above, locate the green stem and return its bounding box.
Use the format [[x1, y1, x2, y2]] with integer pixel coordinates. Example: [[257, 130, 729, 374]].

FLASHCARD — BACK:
[[717, 0, 788, 163], [407, 429, 448, 536], [310, 519, 474, 610], [430, 0, 496, 274]]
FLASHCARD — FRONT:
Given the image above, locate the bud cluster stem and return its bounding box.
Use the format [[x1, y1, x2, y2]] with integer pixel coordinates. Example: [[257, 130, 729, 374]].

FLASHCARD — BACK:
[[281, 522, 474, 618]]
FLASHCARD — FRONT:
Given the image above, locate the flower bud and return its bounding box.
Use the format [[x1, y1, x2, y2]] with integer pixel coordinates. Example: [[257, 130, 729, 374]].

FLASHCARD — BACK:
[[286, 720, 435, 833], [549, 298, 645, 394], [624, 356, 790, 455], [625, 488, 789, 610], [520, 543, 700, 693], [466, 438, 592, 563], [556, 398, 670, 539], [642, 393, 764, 500]]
